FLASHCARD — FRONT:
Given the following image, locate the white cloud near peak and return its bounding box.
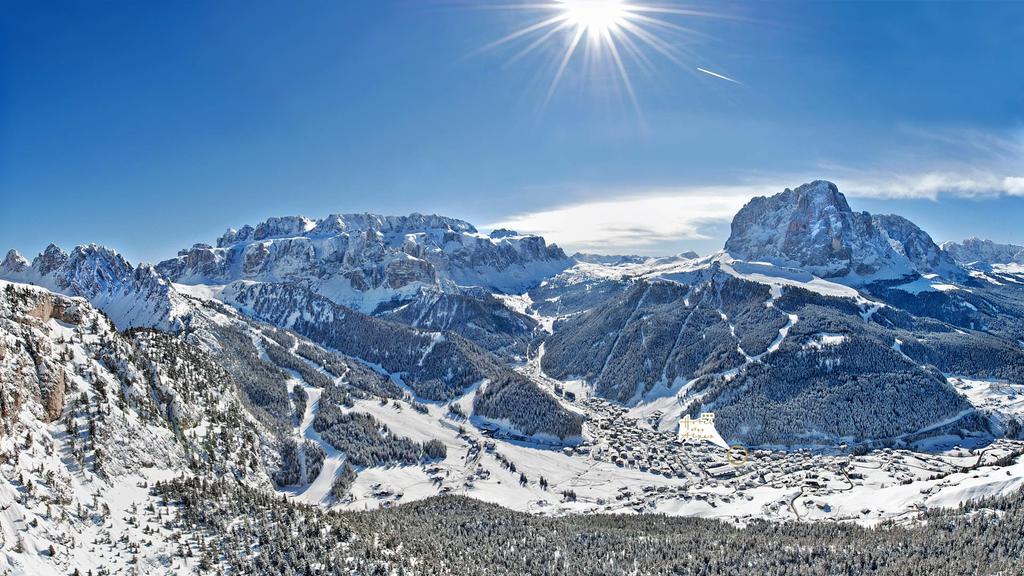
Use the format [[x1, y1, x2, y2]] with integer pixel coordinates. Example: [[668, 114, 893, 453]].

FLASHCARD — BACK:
[[485, 186, 765, 253], [485, 170, 1024, 254]]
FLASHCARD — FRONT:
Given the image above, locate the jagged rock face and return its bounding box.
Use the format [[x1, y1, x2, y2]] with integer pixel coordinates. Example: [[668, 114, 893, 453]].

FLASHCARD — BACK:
[[942, 238, 1024, 265], [40, 366, 66, 422], [0, 244, 188, 331], [157, 212, 571, 311], [0, 285, 78, 429], [872, 214, 961, 277], [24, 292, 77, 324], [725, 181, 917, 283], [0, 279, 270, 481], [35, 244, 69, 276]]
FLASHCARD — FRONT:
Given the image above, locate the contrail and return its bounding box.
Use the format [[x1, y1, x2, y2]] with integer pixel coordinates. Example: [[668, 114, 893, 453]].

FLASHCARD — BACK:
[[696, 67, 742, 84]]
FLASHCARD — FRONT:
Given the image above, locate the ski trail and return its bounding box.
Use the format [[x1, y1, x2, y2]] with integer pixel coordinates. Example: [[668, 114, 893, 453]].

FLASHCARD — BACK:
[[676, 312, 798, 422], [596, 285, 651, 383], [657, 289, 695, 389], [750, 313, 799, 362], [291, 386, 346, 505]]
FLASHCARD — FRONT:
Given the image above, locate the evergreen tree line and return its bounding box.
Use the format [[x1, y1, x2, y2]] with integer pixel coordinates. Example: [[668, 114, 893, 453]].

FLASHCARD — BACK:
[[152, 477, 1024, 575]]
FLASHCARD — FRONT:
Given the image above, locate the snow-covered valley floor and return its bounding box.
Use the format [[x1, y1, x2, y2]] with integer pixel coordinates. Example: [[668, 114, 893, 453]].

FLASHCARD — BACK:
[[328, 392, 1024, 525]]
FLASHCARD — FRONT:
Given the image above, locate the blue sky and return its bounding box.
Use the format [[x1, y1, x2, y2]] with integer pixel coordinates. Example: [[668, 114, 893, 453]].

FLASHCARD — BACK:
[[1, 1, 1022, 262]]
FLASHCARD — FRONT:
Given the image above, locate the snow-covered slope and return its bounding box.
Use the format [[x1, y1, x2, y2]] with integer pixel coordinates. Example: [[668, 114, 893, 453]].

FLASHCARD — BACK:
[[218, 279, 584, 440], [0, 279, 276, 574], [537, 257, 1022, 446]]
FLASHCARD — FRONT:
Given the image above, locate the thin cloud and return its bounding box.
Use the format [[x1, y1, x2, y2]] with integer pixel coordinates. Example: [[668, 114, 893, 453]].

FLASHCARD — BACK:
[[837, 172, 1024, 200], [485, 169, 1024, 254], [696, 67, 742, 84]]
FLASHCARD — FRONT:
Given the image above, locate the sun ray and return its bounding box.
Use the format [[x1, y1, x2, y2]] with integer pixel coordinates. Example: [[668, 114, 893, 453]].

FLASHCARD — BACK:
[[545, 25, 587, 105], [601, 27, 641, 115], [628, 12, 710, 40], [616, 19, 687, 67], [476, 13, 570, 54], [506, 20, 573, 65]]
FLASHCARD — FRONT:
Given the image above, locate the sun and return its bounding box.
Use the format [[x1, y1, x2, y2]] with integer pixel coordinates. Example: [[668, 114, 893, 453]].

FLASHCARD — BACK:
[[560, 0, 631, 35], [480, 1, 741, 110]]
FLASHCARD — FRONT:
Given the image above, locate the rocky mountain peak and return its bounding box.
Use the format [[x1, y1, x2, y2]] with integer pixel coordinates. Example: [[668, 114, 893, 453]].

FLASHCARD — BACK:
[[489, 228, 519, 239], [791, 179, 851, 212], [872, 213, 962, 277], [36, 243, 70, 276], [1, 249, 29, 275], [724, 180, 967, 283], [58, 244, 136, 294]]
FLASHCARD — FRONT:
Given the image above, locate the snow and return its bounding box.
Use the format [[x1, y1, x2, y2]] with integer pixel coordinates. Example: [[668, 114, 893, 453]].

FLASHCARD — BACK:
[[949, 376, 1024, 435], [803, 333, 848, 350], [0, 403, 190, 576], [894, 277, 965, 294], [171, 282, 226, 301], [335, 393, 1024, 526], [314, 276, 431, 314], [758, 314, 799, 358], [723, 259, 862, 299], [416, 332, 446, 367], [492, 292, 532, 316], [993, 263, 1024, 275]]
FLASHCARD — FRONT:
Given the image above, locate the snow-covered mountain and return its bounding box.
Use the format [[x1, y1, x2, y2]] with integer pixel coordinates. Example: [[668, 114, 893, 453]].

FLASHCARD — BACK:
[[0, 244, 189, 331], [724, 180, 962, 284], [2, 184, 1020, 449], [0, 239, 583, 442], [538, 251, 1024, 446], [942, 237, 1024, 266], [157, 213, 571, 312], [155, 213, 568, 358], [871, 213, 962, 278]]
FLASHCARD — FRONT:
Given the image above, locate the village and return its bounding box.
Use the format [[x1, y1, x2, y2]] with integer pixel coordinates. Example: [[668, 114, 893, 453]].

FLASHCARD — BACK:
[[343, 392, 1024, 523]]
